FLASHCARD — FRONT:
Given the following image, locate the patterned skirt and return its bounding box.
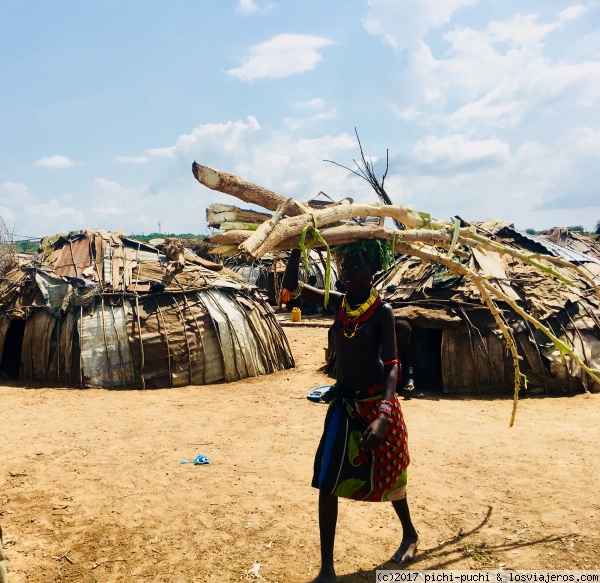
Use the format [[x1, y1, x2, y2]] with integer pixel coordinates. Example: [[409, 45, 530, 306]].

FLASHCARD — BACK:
[[312, 383, 410, 502]]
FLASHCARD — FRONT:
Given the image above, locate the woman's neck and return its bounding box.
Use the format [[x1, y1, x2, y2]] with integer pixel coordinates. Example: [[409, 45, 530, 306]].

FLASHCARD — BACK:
[[346, 286, 372, 306]]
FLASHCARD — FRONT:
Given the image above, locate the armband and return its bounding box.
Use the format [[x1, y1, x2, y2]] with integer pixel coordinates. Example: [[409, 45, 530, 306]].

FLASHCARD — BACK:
[[378, 399, 394, 418], [291, 281, 304, 299]]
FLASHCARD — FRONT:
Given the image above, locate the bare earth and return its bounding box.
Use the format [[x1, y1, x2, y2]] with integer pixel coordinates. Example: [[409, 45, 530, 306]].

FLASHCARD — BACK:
[[1, 323, 599, 582]]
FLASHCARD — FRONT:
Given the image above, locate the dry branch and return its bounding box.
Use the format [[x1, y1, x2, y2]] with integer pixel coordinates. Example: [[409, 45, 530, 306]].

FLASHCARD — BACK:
[[193, 162, 302, 216], [193, 163, 600, 421], [206, 203, 272, 229], [240, 203, 446, 258]]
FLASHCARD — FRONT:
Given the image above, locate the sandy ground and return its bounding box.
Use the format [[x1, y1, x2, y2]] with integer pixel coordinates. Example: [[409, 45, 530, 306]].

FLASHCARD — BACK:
[[1, 322, 599, 582]]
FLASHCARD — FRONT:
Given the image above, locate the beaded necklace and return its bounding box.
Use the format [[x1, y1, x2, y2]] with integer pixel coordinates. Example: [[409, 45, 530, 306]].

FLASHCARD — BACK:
[[338, 287, 381, 338]]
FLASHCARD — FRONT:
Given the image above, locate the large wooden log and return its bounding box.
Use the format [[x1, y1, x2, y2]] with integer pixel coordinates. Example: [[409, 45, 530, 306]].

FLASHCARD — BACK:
[[193, 162, 302, 216], [240, 202, 446, 258], [207, 224, 459, 252], [206, 203, 272, 228]]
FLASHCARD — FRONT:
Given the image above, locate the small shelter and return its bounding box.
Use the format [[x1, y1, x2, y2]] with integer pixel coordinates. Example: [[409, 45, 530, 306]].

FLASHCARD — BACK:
[[379, 220, 600, 395], [0, 230, 294, 388], [224, 250, 338, 306]]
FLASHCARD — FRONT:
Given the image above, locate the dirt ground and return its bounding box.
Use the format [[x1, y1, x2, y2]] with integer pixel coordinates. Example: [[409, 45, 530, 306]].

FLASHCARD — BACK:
[[1, 322, 599, 582]]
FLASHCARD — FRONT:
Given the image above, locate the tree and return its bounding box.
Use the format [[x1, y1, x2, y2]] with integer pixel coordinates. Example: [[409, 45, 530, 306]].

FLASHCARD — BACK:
[[595, 220, 600, 235]]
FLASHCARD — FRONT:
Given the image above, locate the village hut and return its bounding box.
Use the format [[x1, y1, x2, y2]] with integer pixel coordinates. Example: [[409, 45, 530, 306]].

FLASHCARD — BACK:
[[536, 227, 600, 281], [0, 229, 294, 388], [378, 220, 600, 396], [224, 250, 339, 306]]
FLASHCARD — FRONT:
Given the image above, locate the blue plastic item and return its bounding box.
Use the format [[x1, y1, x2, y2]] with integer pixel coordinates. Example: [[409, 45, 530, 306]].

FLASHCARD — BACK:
[[307, 386, 331, 403], [180, 453, 210, 465]]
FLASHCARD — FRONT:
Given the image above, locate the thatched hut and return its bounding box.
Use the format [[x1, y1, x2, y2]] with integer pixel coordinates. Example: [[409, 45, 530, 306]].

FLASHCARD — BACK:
[[378, 220, 600, 396], [0, 230, 294, 388], [224, 250, 339, 306]]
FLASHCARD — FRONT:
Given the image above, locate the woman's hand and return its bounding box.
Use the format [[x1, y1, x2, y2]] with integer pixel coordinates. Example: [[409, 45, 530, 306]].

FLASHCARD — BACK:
[[360, 415, 390, 450]]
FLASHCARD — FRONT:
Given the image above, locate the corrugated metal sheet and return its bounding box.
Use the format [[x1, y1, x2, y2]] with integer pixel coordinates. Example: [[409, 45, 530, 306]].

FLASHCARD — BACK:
[[199, 288, 267, 381], [515, 229, 600, 264], [53, 237, 94, 277], [79, 301, 134, 388]]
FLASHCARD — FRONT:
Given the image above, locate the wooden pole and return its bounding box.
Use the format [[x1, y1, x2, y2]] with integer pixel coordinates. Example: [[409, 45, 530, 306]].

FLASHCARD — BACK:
[[192, 162, 302, 216]]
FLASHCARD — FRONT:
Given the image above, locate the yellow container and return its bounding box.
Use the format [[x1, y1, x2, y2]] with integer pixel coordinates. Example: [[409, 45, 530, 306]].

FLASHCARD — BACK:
[[291, 307, 302, 322]]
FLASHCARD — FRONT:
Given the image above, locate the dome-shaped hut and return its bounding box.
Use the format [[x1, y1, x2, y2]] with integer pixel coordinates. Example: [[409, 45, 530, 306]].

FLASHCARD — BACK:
[[0, 230, 294, 388], [224, 250, 339, 306]]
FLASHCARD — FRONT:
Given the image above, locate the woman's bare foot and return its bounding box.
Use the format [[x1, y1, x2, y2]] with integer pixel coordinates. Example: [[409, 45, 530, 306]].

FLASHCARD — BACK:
[[310, 566, 337, 583], [391, 534, 419, 563]]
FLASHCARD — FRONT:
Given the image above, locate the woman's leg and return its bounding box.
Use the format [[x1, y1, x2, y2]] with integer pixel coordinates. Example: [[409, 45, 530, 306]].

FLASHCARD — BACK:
[[311, 491, 338, 583], [391, 496, 419, 563]]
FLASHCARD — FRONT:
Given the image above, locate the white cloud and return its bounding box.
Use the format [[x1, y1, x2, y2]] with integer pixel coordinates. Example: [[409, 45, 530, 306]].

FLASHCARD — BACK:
[[364, 0, 477, 50], [293, 98, 326, 110], [0, 206, 16, 222], [89, 178, 151, 220], [34, 155, 82, 169], [115, 155, 149, 164], [557, 4, 588, 24], [144, 118, 371, 212], [147, 147, 176, 159], [227, 34, 333, 80], [1, 182, 36, 206], [25, 199, 85, 225], [393, 9, 600, 131], [410, 134, 510, 171], [283, 108, 337, 131], [235, 0, 259, 14], [153, 116, 261, 159]]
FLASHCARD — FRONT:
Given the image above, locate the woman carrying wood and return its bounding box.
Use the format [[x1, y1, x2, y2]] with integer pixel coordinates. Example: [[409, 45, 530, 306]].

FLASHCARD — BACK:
[[283, 240, 418, 583]]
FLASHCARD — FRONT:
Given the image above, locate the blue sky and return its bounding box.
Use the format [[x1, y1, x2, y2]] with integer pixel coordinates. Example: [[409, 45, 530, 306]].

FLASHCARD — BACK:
[[1, 0, 599, 239]]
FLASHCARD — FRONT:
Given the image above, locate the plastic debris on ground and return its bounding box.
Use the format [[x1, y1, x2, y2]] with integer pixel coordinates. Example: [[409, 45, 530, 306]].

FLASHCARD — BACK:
[[180, 453, 210, 465]]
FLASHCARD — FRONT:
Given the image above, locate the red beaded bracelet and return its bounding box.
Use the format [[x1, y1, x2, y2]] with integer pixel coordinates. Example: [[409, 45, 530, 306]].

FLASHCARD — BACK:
[[382, 358, 398, 366], [378, 400, 393, 417]]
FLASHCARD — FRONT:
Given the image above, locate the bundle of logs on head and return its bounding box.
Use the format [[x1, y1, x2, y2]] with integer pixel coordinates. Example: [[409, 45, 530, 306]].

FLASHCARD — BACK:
[[192, 161, 600, 426]]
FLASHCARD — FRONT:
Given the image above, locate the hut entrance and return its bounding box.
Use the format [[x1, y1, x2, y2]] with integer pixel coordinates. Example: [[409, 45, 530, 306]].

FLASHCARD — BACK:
[[412, 328, 444, 392], [1, 319, 26, 379]]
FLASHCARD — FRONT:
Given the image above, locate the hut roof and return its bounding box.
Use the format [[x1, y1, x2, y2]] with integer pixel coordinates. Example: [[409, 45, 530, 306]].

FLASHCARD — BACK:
[[378, 219, 600, 394], [0, 229, 251, 317], [0, 229, 294, 388], [381, 219, 600, 321], [536, 227, 600, 260]]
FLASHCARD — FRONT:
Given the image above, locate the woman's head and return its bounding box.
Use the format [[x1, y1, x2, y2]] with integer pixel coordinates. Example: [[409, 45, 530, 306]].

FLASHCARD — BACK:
[[335, 239, 392, 290], [340, 252, 377, 290]]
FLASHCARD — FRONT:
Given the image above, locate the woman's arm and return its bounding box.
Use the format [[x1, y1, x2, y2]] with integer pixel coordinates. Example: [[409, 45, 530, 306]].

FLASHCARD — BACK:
[[282, 249, 342, 308], [379, 304, 399, 401], [361, 304, 398, 450]]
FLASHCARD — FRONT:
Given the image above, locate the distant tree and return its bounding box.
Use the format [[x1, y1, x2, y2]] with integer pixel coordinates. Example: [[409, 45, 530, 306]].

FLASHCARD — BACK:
[[524, 228, 538, 235], [595, 220, 600, 235], [128, 232, 206, 244], [0, 217, 18, 277], [566, 225, 585, 232]]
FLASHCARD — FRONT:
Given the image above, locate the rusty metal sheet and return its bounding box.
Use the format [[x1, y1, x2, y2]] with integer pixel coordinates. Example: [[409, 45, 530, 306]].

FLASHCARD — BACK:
[[79, 300, 134, 388], [129, 294, 223, 388], [20, 310, 55, 380], [46, 312, 75, 383], [52, 237, 93, 278], [199, 288, 266, 382]]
